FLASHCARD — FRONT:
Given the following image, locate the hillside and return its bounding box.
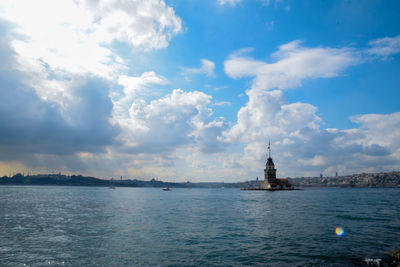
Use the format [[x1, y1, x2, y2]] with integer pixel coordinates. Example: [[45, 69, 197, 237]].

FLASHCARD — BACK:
[[288, 171, 400, 188]]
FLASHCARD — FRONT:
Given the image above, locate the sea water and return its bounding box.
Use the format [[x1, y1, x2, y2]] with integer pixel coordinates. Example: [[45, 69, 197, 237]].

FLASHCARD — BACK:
[[0, 186, 399, 266]]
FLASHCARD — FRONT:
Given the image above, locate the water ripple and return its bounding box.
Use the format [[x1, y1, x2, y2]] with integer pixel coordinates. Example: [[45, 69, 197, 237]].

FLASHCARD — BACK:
[[0, 186, 399, 266]]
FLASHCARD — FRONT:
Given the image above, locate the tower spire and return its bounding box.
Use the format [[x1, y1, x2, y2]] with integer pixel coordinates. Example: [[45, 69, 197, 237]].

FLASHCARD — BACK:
[[268, 140, 271, 158]]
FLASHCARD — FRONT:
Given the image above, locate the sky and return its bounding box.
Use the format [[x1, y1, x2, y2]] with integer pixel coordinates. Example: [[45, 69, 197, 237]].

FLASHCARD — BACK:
[[0, 0, 399, 182]]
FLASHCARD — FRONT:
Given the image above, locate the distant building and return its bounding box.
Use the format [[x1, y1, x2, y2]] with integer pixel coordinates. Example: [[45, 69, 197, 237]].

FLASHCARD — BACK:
[[261, 142, 292, 190]]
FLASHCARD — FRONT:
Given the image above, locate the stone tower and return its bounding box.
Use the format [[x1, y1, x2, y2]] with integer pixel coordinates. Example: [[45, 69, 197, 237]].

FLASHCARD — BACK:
[[264, 141, 277, 183], [257, 141, 293, 190]]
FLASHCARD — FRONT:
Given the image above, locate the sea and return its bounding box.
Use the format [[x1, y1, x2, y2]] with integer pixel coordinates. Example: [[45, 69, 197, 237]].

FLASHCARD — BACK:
[[0, 186, 399, 266]]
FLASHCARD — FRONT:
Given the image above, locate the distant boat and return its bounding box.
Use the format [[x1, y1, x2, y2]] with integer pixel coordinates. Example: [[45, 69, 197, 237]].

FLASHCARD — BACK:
[[109, 178, 115, 189], [162, 187, 171, 191]]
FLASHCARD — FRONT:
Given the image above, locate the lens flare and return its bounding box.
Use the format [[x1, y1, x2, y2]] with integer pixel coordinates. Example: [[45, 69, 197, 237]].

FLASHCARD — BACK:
[[335, 226, 344, 236]]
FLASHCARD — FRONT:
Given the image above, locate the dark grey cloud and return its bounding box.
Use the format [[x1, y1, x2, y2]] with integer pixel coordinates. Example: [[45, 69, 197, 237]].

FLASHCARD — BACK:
[[0, 21, 119, 164], [364, 144, 391, 156]]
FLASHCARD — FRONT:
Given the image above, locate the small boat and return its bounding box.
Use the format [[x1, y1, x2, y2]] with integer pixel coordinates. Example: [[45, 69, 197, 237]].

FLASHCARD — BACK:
[[162, 187, 171, 191], [109, 178, 115, 189]]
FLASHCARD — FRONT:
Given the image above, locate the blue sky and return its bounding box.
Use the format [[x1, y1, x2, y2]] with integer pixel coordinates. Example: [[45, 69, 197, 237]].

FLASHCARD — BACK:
[[0, 0, 399, 181]]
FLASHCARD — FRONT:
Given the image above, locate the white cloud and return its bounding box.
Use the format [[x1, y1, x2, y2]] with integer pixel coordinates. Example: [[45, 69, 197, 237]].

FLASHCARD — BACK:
[[0, 0, 184, 147], [114, 85, 228, 154], [222, 42, 400, 178], [224, 94, 400, 178], [0, 0, 188, 179], [222, 154, 243, 169], [218, 0, 242, 6], [113, 71, 167, 120], [213, 101, 231, 106], [118, 72, 167, 96], [1, 1, 399, 182], [218, 0, 285, 8], [298, 155, 326, 167], [0, 0, 182, 104], [222, 41, 359, 174], [225, 89, 322, 144], [225, 40, 358, 91], [213, 85, 228, 91], [180, 59, 216, 78], [92, 0, 182, 50], [222, 89, 324, 175], [0, 0, 182, 52], [368, 35, 400, 58], [0, 1, 230, 180], [350, 112, 400, 149]]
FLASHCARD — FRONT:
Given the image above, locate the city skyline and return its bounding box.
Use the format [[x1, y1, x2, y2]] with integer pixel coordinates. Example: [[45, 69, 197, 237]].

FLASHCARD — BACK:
[[0, 0, 399, 181]]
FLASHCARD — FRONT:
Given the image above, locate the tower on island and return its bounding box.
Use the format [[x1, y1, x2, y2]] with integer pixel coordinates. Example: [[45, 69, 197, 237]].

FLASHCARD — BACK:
[[261, 141, 292, 190]]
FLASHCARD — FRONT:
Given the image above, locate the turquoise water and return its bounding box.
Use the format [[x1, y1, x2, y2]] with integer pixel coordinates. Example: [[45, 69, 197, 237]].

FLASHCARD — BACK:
[[0, 186, 399, 266]]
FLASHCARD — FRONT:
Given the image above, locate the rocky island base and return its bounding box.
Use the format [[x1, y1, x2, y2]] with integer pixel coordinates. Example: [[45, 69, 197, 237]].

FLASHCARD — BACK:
[[240, 188, 302, 191]]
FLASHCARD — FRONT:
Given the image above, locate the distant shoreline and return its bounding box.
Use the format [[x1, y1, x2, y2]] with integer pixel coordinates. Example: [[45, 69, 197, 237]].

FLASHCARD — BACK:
[[1, 171, 399, 189]]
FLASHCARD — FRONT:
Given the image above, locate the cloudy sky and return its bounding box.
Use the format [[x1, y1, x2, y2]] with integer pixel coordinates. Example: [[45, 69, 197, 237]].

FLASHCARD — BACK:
[[0, 0, 399, 181]]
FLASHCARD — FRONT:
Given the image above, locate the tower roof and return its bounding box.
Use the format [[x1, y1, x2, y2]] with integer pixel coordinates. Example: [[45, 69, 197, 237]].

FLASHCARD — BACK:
[[266, 157, 275, 167], [266, 141, 275, 167]]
